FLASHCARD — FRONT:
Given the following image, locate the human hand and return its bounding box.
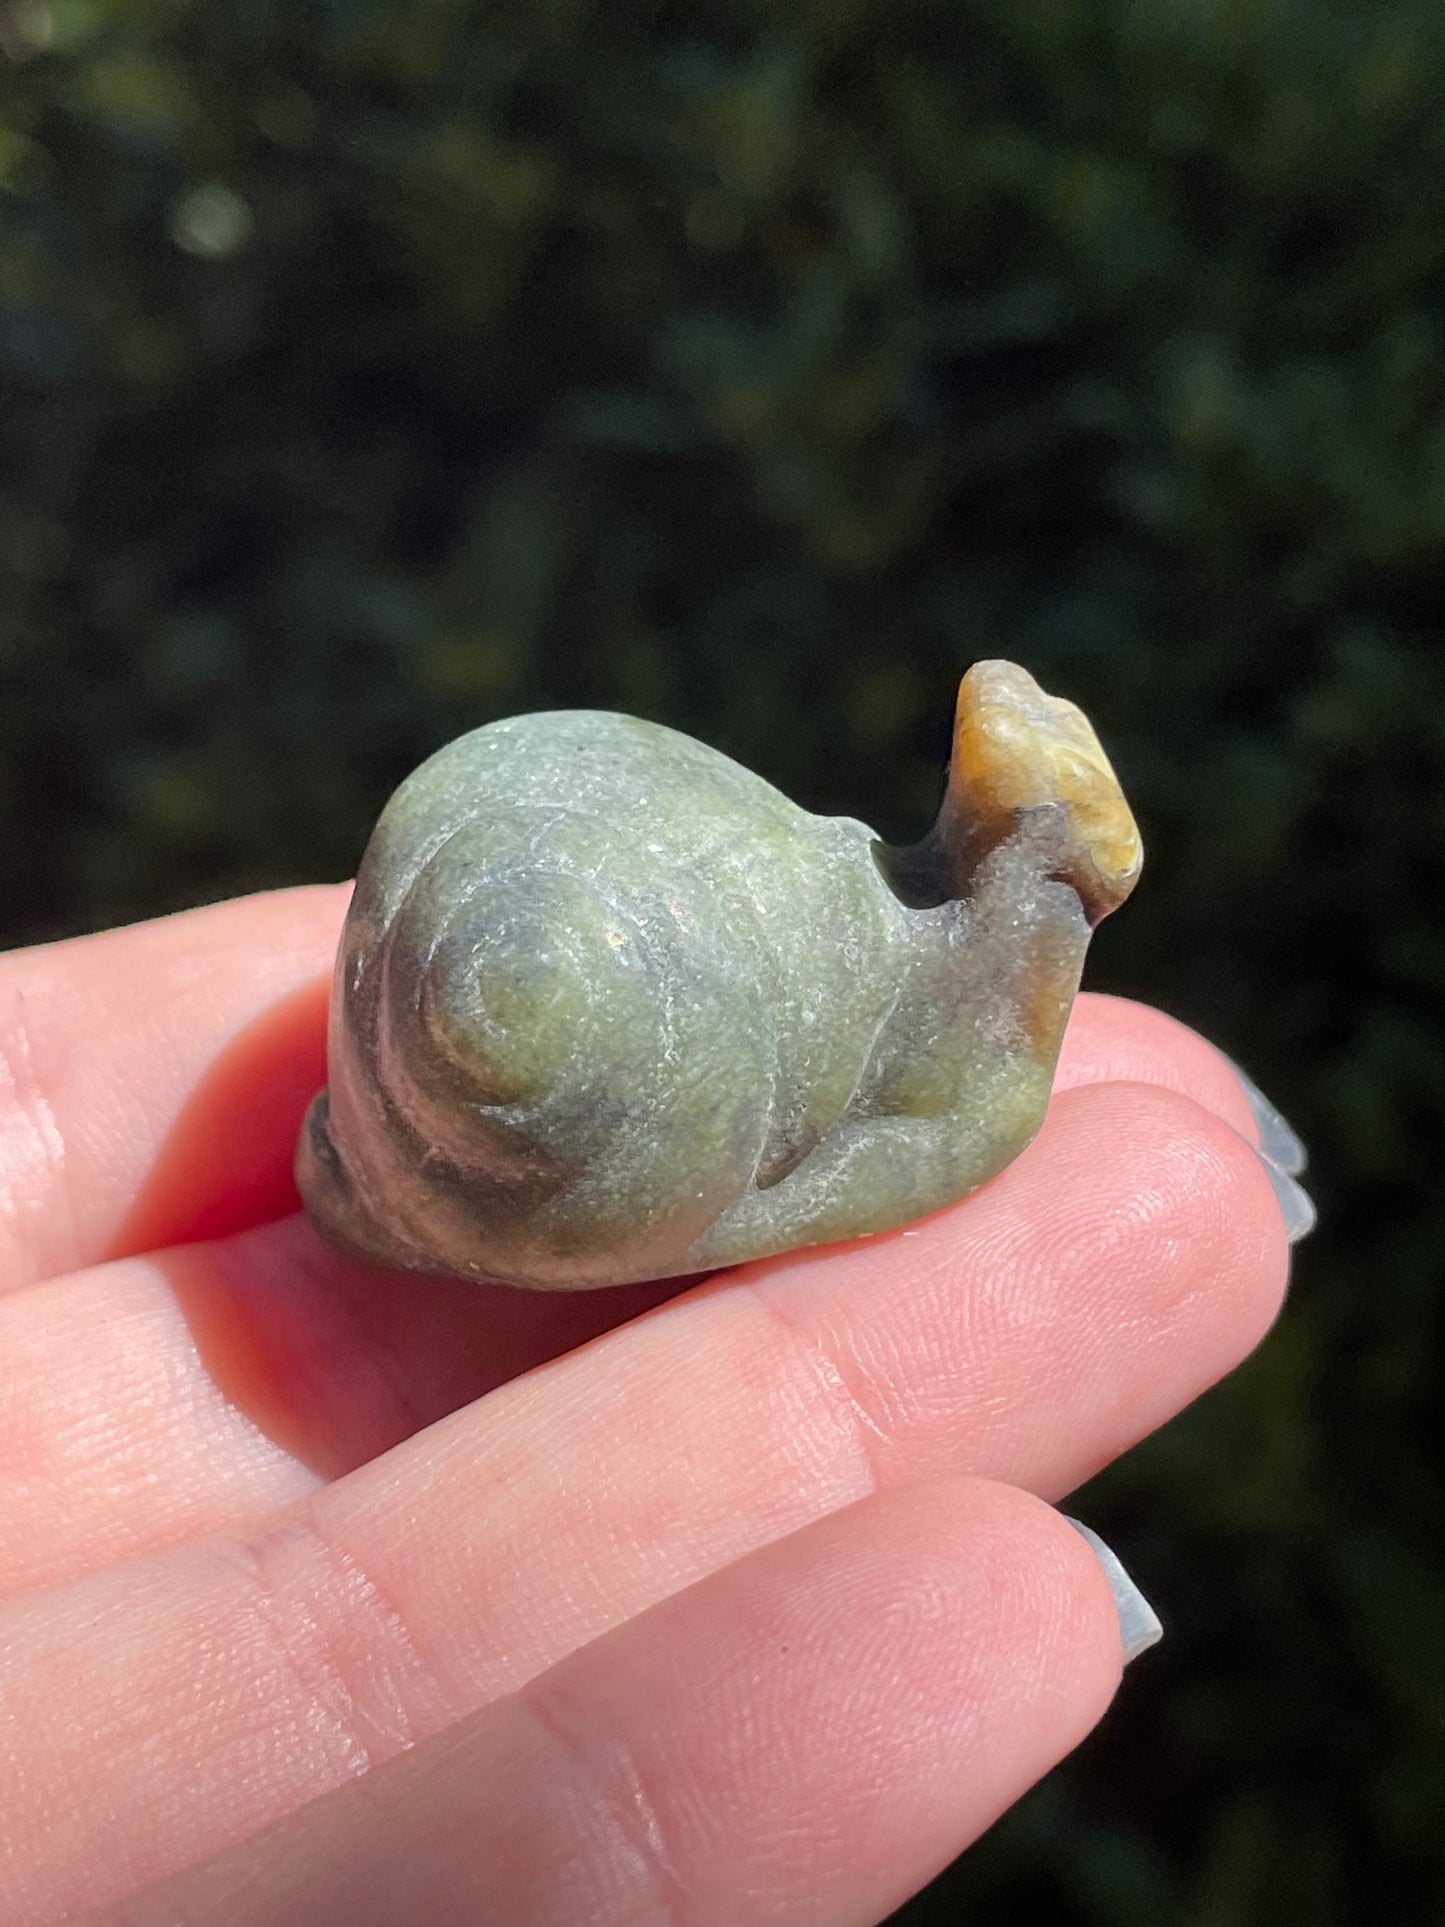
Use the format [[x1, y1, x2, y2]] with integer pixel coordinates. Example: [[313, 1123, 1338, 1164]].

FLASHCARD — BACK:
[[0, 887, 1309, 1925]]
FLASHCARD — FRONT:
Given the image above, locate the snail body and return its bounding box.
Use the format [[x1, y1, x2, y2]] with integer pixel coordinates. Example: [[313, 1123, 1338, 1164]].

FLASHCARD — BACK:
[[298, 661, 1141, 1289]]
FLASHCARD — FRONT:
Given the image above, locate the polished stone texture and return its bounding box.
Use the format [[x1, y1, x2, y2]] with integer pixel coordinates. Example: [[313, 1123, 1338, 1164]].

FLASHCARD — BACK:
[[297, 660, 1141, 1289]]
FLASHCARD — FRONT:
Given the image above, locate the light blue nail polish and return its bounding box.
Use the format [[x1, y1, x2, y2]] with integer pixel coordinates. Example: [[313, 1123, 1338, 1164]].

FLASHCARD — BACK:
[[1252, 1146, 1317, 1244], [1229, 1061, 1308, 1176], [1065, 1519, 1164, 1664]]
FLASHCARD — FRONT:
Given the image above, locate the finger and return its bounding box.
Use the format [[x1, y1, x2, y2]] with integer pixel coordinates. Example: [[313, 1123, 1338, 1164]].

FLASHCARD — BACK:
[[0, 981, 1280, 1589], [1055, 992, 1260, 1143], [2, 1071, 1283, 1594], [0, 1219, 676, 1593], [0, 892, 1255, 1306], [88, 1482, 1127, 1927], [0, 1082, 1284, 1909], [0, 886, 346, 1293]]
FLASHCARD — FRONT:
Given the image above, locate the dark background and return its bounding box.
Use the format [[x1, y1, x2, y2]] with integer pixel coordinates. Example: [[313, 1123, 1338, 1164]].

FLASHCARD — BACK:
[[2, 1, 1443, 1920]]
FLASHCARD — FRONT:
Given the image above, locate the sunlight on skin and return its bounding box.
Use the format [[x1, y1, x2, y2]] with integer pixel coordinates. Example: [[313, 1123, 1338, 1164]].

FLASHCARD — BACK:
[[114, 1483, 1125, 1927], [0, 891, 1292, 1925], [0, 886, 349, 1291]]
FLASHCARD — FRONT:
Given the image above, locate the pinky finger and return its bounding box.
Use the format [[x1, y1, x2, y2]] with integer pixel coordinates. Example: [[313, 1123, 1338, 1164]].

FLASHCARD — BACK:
[[100, 1480, 1142, 1927]]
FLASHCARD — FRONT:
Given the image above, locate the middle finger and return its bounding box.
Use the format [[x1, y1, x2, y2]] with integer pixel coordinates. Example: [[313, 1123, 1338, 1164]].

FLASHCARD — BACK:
[[0, 998, 1269, 1596], [0, 1081, 1288, 1919]]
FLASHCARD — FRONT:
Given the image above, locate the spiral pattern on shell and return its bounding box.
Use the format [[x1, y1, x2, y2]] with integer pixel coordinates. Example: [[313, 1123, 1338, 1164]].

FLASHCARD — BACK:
[[298, 664, 1141, 1290]]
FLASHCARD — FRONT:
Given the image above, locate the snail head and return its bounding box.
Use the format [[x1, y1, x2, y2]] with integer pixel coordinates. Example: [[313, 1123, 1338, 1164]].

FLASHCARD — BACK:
[[940, 659, 1143, 925]]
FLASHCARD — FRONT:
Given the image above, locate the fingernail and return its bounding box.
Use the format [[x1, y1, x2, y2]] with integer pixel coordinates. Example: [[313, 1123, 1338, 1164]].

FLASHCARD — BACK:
[[1253, 1146, 1317, 1244], [1065, 1519, 1163, 1665], [1229, 1061, 1308, 1176]]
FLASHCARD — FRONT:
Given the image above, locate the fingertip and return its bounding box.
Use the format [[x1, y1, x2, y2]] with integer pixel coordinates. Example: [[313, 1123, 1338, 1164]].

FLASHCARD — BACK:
[[528, 1473, 1132, 1916], [1057, 993, 1260, 1143], [802, 1480, 1129, 1733], [1044, 1078, 1293, 1335], [1063, 1517, 1164, 1665], [960, 1481, 1130, 1703]]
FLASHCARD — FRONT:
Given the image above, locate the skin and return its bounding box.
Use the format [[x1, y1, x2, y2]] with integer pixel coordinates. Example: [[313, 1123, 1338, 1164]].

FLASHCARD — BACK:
[[0, 885, 1289, 1926]]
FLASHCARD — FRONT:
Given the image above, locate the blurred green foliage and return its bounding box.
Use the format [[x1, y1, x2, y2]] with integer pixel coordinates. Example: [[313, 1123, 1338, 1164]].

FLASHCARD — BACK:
[[2, 0, 1444, 1919]]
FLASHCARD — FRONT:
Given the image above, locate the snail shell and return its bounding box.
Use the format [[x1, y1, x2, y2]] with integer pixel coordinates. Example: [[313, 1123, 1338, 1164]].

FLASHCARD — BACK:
[[297, 660, 1141, 1289]]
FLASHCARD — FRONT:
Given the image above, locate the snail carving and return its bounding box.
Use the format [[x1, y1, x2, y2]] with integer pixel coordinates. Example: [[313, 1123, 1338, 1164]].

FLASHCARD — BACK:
[[297, 660, 1142, 1290]]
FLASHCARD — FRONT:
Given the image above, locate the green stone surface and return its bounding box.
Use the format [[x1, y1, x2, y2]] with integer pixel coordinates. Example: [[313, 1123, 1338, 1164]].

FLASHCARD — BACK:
[[297, 662, 1139, 1289]]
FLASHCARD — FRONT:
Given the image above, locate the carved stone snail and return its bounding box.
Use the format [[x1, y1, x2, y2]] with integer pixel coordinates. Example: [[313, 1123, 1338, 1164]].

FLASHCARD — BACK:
[[296, 660, 1142, 1290]]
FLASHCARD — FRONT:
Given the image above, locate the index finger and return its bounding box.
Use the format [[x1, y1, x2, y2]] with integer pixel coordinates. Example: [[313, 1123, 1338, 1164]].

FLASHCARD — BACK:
[[0, 886, 1270, 1298], [0, 885, 347, 1292]]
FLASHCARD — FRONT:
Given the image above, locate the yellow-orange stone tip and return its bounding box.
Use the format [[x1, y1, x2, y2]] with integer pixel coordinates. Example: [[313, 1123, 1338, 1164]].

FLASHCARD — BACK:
[[949, 659, 1143, 920]]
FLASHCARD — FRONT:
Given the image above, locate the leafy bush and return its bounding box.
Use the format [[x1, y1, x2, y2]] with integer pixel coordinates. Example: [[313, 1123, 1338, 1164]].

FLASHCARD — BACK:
[[3, 0, 1443, 1918]]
